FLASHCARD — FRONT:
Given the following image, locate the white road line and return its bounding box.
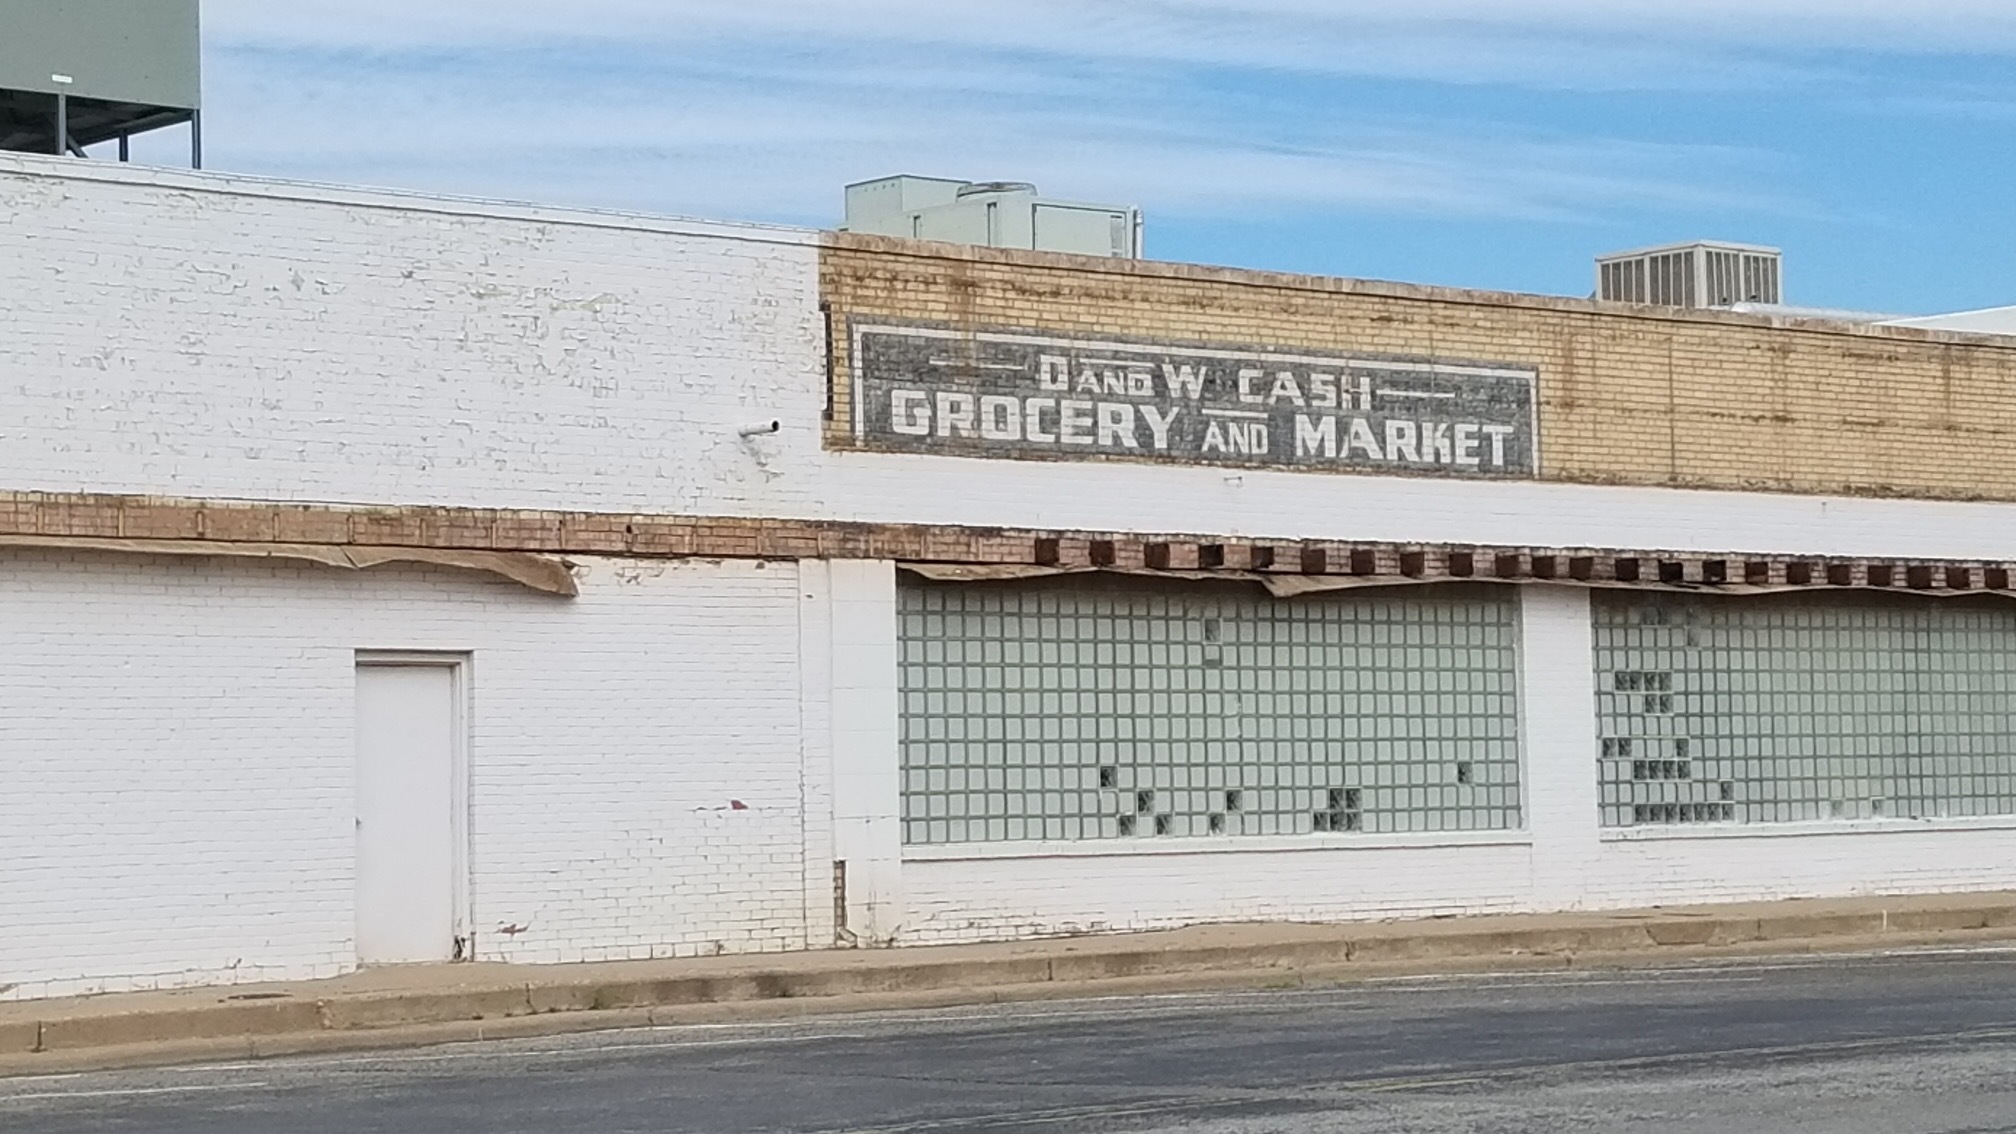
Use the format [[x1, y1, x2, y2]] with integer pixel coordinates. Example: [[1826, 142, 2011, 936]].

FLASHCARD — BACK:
[[0, 1073, 86, 1088], [2, 1082, 266, 1103], [1870, 944, 2016, 958], [1370, 968, 1766, 984], [281, 1031, 881, 1070]]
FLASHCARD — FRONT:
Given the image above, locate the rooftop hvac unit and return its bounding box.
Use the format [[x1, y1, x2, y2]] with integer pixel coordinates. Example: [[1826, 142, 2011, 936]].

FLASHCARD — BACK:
[[1596, 241, 1782, 308], [841, 175, 1143, 258]]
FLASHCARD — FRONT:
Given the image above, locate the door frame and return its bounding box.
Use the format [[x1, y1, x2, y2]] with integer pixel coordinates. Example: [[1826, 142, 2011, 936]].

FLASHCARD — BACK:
[[355, 650, 474, 961]]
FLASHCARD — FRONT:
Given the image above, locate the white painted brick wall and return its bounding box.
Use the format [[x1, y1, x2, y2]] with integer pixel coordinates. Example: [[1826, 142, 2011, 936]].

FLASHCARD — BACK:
[[12, 156, 2016, 562], [1523, 587, 1603, 908], [0, 549, 820, 1000], [820, 560, 905, 944], [1591, 825, 2016, 908], [0, 158, 824, 520], [901, 821, 2016, 944], [901, 839, 1535, 944]]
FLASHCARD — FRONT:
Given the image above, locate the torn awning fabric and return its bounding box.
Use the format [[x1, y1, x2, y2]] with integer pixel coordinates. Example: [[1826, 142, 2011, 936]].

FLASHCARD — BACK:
[[0, 536, 577, 597]]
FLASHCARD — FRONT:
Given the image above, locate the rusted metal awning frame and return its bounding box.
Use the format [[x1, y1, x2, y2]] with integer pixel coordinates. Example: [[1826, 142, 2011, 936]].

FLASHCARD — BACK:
[[909, 538, 2016, 599]]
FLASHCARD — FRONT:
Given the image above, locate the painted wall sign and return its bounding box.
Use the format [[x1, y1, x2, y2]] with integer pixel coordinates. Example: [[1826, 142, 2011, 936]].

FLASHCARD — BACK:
[[849, 322, 1539, 478]]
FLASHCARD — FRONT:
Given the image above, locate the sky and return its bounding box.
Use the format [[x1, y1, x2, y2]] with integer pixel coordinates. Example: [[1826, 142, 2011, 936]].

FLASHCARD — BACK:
[[114, 1, 2016, 315]]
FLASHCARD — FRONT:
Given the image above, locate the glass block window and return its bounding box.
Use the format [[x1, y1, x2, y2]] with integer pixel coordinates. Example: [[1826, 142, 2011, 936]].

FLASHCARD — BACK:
[[898, 578, 1521, 845], [1594, 592, 2016, 828]]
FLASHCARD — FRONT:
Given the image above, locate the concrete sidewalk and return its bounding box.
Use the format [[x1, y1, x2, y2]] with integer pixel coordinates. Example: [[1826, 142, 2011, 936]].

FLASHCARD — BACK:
[[8, 891, 2016, 1076]]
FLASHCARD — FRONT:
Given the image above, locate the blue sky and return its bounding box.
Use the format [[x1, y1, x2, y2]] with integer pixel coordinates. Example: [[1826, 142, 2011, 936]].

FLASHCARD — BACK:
[[127, 2, 2016, 315]]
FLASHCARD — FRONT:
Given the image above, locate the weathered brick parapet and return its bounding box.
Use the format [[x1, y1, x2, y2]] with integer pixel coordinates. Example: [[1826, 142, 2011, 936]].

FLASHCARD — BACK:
[[821, 232, 2016, 503], [6, 490, 2015, 595]]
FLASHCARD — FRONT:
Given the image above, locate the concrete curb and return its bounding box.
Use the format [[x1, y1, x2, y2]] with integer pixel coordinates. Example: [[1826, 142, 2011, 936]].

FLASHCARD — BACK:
[[7, 897, 2016, 1075]]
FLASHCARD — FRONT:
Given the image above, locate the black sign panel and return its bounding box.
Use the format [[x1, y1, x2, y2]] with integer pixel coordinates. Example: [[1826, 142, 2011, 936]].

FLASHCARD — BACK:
[[850, 323, 1538, 477]]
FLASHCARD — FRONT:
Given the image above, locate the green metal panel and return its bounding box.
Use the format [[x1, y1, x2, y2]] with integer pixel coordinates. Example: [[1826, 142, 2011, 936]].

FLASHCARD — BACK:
[[1593, 593, 2016, 827], [0, 0, 200, 108], [898, 579, 1522, 845]]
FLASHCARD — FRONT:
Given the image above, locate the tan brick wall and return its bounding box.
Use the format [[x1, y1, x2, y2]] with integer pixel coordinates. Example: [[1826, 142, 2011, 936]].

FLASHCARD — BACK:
[[821, 233, 2016, 501]]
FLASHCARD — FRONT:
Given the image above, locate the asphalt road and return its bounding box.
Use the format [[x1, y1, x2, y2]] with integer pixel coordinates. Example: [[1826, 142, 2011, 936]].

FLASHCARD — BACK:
[[12, 949, 2016, 1133]]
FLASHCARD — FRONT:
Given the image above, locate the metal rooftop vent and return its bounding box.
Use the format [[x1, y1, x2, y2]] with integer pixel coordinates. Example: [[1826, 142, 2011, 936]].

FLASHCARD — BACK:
[[956, 180, 1036, 198], [1596, 241, 1782, 308]]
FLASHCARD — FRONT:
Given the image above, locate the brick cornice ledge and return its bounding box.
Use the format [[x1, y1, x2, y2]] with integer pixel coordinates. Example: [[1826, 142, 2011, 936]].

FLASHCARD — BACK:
[[3, 491, 2014, 595]]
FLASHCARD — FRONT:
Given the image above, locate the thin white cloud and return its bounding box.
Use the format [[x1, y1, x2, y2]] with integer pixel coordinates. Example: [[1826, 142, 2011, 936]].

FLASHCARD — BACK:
[[205, 1, 2016, 64], [198, 31, 1787, 228], [182, 0, 1988, 232]]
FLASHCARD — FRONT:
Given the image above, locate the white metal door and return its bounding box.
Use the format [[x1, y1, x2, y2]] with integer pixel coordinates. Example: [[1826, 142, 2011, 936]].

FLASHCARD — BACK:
[[354, 662, 460, 963]]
